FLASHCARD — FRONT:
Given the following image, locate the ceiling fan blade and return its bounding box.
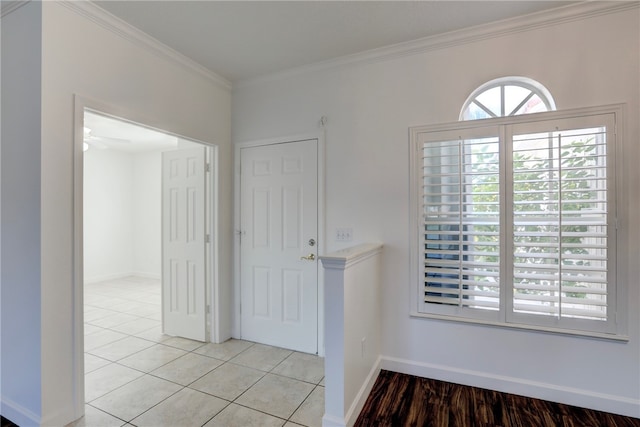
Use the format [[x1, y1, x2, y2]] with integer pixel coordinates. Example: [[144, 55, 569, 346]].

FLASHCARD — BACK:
[[85, 139, 108, 150], [84, 128, 130, 145], [94, 135, 130, 144]]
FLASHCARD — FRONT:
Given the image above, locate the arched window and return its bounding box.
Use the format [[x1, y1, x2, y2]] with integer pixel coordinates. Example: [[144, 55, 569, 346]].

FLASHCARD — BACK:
[[460, 77, 556, 120], [411, 76, 623, 337]]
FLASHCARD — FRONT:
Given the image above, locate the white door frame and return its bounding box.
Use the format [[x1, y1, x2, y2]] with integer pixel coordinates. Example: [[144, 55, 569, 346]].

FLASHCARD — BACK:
[[233, 133, 325, 356], [72, 95, 221, 413]]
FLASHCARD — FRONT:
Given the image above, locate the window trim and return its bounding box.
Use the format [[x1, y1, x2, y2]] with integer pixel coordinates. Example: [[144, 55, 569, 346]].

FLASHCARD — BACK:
[[460, 76, 557, 120], [409, 104, 628, 341]]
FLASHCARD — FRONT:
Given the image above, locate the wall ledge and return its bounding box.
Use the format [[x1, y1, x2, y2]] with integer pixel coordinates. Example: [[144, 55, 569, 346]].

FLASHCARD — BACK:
[[319, 243, 383, 270]]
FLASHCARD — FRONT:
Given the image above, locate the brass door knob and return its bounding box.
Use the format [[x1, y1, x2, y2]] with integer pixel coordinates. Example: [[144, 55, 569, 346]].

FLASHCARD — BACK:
[[300, 253, 316, 261]]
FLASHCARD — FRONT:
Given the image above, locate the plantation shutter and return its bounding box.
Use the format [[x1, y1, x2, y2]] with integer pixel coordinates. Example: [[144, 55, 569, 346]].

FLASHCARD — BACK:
[[506, 115, 616, 333], [419, 127, 502, 321], [415, 111, 617, 334]]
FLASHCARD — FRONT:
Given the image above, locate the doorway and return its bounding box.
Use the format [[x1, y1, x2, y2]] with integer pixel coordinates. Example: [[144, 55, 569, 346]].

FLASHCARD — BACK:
[[76, 103, 220, 406], [235, 136, 325, 355]]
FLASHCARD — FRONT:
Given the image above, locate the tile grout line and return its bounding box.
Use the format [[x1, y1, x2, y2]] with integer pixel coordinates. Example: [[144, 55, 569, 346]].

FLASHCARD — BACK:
[[83, 278, 322, 427]]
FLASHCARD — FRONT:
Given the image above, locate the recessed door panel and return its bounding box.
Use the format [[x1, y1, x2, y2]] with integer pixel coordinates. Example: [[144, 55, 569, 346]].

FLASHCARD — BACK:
[[252, 189, 271, 248], [282, 269, 302, 324], [282, 187, 302, 250]]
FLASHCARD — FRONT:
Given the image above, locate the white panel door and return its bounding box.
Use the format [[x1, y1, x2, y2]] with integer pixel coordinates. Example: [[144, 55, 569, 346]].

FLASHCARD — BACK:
[[240, 139, 318, 353], [162, 146, 207, 342]]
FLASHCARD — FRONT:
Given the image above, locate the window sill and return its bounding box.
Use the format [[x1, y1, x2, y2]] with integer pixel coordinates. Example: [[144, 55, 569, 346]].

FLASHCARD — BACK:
[[409, 311, 629, 342]]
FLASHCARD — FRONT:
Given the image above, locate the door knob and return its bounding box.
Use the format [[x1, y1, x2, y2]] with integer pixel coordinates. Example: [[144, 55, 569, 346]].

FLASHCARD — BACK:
[[300, 253, 316, 261]]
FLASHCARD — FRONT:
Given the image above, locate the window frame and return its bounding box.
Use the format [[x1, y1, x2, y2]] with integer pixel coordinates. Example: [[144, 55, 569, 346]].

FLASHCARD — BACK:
[[409, 104, 627, 340], [460, 76, 557, 120]]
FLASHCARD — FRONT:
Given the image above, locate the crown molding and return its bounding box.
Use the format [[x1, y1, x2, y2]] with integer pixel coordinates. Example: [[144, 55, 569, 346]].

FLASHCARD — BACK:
[[59, 1, 231, 91], [235, 1, 639, 89], [1, 0, 30, 18]]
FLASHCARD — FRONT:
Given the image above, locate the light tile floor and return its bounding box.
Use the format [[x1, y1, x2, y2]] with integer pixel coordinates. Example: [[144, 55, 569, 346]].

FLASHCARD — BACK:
[[72, 276, 324, 427]]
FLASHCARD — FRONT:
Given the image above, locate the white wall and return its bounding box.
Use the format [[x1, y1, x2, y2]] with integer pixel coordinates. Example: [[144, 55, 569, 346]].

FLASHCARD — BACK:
[[84, 149, 135, 282], [83, 148, 162, 283], [1, 2, 43, 423], [233, 5, 640, 417], [1, 1, 232, 425], [132, 150, 162, 278]]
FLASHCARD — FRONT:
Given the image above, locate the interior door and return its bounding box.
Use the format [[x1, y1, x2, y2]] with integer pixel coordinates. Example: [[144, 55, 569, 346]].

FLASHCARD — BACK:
[[161, 146, 207, 342], [240, 139, 318, 353]]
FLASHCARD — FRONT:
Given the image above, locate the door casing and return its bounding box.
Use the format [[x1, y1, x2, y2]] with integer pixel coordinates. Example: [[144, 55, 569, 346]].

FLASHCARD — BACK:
[[233, 133, 326, 356]]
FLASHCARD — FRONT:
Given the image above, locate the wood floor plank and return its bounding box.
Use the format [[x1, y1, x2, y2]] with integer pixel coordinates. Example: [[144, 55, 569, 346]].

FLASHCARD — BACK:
[[0, 416, 18, 427], [354, 370, 640, 427]]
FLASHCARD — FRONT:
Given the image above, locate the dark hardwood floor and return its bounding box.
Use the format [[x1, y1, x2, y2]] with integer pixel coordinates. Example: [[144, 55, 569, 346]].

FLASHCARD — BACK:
[[0, 416, 18, 427], [356, 370, 640, 427]]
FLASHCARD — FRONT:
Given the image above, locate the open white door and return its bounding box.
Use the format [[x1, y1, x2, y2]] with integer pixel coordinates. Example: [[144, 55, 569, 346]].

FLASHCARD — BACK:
[[240, 139, 318, 353], [162, 146, 207, 342]]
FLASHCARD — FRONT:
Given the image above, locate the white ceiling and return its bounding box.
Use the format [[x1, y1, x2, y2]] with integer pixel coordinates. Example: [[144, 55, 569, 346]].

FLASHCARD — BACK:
[[87, 1, 577, 146], [94, 1, 576, 84], [84, 111, 179, 153]]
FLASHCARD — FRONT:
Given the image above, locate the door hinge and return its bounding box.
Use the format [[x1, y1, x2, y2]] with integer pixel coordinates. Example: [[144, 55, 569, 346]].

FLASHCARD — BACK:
[[206, 163, 211, 173], [206, 234, 211, 244], [206, 305, 211, 314]]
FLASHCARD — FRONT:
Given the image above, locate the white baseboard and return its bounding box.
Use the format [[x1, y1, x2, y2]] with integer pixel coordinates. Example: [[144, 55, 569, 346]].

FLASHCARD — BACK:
[[83, 272, 130, 284], [1, 395, 41, 426], [2, 395, 76, 427], [130, 272, 161, 280], [381, 356, 640, 419], [322, 414, 348, 427], [322, 356, 382, 427], [344, 356, 382, 426], [84, 272, 160, 284]]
